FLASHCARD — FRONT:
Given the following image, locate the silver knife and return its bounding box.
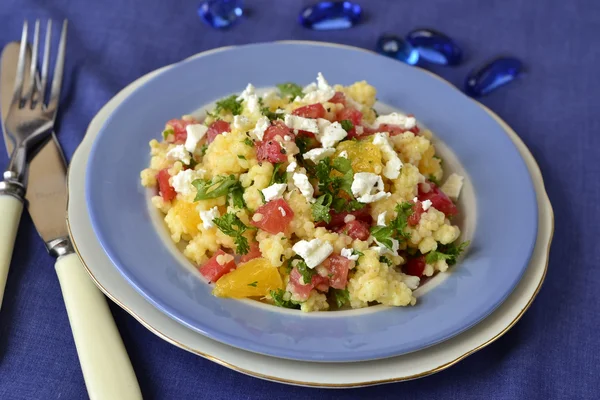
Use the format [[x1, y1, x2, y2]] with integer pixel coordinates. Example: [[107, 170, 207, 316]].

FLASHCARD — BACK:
[[1, 42, 142, 400]]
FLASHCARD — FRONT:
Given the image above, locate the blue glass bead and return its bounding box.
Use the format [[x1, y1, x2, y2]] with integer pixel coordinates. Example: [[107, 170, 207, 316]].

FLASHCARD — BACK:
[[376, 34, 419, 65], [406, 28, 462, 66], [299, 1, 362, 30], [465, 57, 523, 97], [198, 0, 243, 29]]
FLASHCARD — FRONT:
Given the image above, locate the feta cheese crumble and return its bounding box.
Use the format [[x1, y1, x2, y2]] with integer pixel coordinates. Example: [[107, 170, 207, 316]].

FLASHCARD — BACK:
[[441, 173, 464, 200], [185, 124, 208, 153], [377, 212, 387, 226], [166, 145, 191, 165], [292, 172, 315, 203], [284, 114, 320, 134], [261, 183, 287, 202], [341, 248, 359, 261], [319, 121, 347, 148], [372, 132, 403, 179], [422, 199, 433, 211], [171, 169, 204, 196], [236, 83, 256, 102], [292, 238, 334, 269], [303, 147, 335, 163], [199, 206, 220, 229], [351, 172, 391, 203], [302, 72, 335, 104], [286, 161, 298, 173], [252, 116, 270, 141], [374, 112, 417, 130], [232, 115, 251, 131]]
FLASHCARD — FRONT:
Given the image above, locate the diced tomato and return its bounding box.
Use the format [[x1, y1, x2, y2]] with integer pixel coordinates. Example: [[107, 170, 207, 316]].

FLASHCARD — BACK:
[[378, 123, 420, 136], [206, 120, 231, 143], [418, 182, 458, 216], [262, 120, 291, 142], [329, 91, 346, 105], [289, 268, 329, 300], [251, 199, 294, 234], [199, 249, 237, 282], [404, 256, 426, 277], [336, 108, 363, 126], [408, 201, 425, 226], [256, 140, 287, 163], [323, 255, 351, 289], [336, 220, 371, 241], [328, 207, 372, 229], [240, 241, 262, 263], [292, 103, 326, 119], [166, 118, 199, 143], [157, 169, 176, 202]]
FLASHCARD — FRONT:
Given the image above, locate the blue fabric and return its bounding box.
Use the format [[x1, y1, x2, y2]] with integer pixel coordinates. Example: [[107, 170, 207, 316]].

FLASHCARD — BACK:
[[0, 0, 598, 398]]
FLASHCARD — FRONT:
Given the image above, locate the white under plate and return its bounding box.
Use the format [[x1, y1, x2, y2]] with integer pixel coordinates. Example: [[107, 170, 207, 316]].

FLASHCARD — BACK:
[[67, 43, 553, 388]]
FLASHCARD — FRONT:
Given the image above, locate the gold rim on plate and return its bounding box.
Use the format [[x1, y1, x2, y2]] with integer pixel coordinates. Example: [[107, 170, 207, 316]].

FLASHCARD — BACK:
[[66, 41, 554, 387]]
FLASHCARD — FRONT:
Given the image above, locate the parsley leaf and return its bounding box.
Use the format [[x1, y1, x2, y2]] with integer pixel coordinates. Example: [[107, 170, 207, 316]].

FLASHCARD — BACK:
[[192, 175, 239, 201], [352, 249, 364, 258], [243, 138, 254, 147], [270, 289, 301, 309], [215, 95, 243, 115], [212, 212, 253, 255], [248, 281, 258, 287], [425, 241, 470, 266], [312, 194, 333, 224], [162, 128, 174, 140], [370, 226, 396, 250], [391, 202, 413, 240], [295, 260, 316, 285], [295, 136, 311, 154], [276, 82, 304, 99], [261, 107, 283, 121], [229, 182, 246, 209], [269, 163, 287, 186], [340, 119, 354, 132], [200, 144, 209, 156], [379, 256, 393, 266], [332, 157, 352, 174], [428, 174, 441, 186], [237, 155, 246, 160], [332, 288, 350, 308]]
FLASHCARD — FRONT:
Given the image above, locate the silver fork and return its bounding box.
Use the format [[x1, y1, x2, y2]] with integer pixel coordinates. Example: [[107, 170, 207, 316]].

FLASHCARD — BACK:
[[0, 20, 66, 308], [2, 20, 66, 198]]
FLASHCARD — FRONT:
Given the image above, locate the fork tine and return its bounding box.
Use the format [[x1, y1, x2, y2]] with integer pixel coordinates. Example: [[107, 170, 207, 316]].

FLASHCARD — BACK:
[[39, 19, 52, 105], [47, 20, 67, 114], [13, 21, 28, 103], [22, 19, 40, 106]]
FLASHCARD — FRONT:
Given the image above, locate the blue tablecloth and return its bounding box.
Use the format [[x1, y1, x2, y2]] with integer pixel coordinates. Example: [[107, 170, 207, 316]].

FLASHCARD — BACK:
[[1, 0, 599, 398]]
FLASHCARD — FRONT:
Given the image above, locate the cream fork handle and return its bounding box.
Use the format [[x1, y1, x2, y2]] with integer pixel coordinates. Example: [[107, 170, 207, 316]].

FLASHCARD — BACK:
[[55, 253, 142, 400], [0, 194, 23, 311]]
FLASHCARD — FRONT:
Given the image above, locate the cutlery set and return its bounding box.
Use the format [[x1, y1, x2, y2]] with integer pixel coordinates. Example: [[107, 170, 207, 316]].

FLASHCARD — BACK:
[[0, 21, 142, 400]]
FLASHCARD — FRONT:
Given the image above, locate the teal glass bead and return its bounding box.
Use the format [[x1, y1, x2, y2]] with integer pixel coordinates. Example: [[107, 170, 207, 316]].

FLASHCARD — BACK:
[[465, 57, 523, 97], [376, 34, 419, 65], [299, 1, 362, 30], [406, 28, 462, 66], [198, 0, 243, 29]]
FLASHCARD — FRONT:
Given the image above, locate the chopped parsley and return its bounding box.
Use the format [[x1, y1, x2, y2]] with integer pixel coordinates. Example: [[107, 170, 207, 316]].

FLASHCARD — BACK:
[[276, 82, 304, 99], [270, 289, 301, 309], [237, 155, 247, 160], [247, 281, 258, 287], [332, 288, 350, 308], [212, 212, 253, 255], [243, 138, 254, 147], [312, 194, 333, 223], [425, 241, 470, 266], [162, 128, 174, 140], [192, 175, 238, 201], [295, 136, 311, 154], [352, 249, 364, 258], [379, 256, 393, 266], [269, 163, 287, 186], [296, 260, 316, 285], [215, 95, 243, 115], [229, 181, 246, 209], [369, 202, 414, 249], [428, 174, 441, 186], [200, 144, 208, 156], [340, 119, 354, 132], [261, 107, 283, 121]]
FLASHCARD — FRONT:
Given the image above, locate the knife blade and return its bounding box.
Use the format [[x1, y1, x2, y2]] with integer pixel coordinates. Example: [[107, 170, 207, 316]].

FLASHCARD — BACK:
[[1, 42, 69, 248], [1, 42, 142, 400]]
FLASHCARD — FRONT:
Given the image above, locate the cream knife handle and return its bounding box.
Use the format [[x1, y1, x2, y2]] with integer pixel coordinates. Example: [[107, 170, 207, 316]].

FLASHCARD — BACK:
[[55, 253, 142, 400], [0, 194, 23, 311]]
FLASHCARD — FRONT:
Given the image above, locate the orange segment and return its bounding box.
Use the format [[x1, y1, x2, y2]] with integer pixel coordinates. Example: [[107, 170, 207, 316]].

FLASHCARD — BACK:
[[213, 258, 283, 298], [171, 199, 201, 235], [336, 140, 383, 174]]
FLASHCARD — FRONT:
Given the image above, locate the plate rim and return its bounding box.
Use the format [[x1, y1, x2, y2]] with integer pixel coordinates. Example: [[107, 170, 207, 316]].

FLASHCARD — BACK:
[[70, 42, 551, 380]]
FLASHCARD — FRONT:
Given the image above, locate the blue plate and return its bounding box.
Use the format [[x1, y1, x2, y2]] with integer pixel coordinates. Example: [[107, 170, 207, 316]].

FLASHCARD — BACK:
[[86, 42, 537, 362]]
